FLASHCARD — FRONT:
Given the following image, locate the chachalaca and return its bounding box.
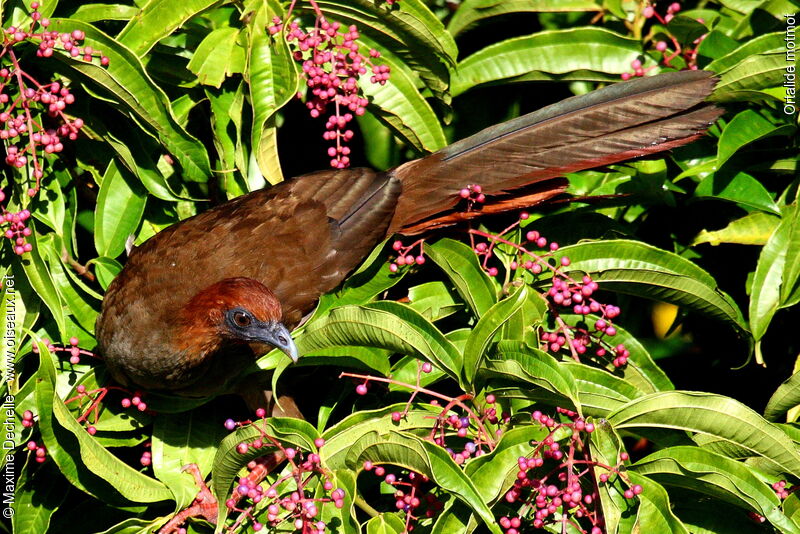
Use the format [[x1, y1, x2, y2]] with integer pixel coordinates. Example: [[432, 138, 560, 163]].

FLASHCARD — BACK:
[[96, 71, 722, 397]]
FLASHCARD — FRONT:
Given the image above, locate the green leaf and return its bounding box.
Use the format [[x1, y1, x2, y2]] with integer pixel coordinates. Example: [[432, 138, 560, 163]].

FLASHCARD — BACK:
[[717, 109, 795, 169], [323, 404, 442, 468], [481, 343, 581, 410], [608, 391, 800, 476], [116, 0, 220, 56], [296, 303, 460, 381], [313, 240, 408, 320], [18, 228, 66, 339], [12, 463, 68, 534], [695, 170, 780, 215], [360, 46, 447, 153], [554, 240, 749, 337], [447, 0, 601, 37], [94, 159, 147, 258], [36, 341, 172, 504], [426, 239, 497, 317], [152, 410, 228, 508], [187, 27, 245, 88], [345, 431, 503, 534], [68, 3, 141, 22], [248, 2, 298, 184], [50, 19, 211, 182], [463, 286, 527, 388], [366, 513, 406, 534], [463, 424, 552, 502], [749, 204, 800, 341], [452, 28, 644, 96], [92, 256, 123, 291], [712, 52, 786, 102], [765, 368, 800, 421], [407, 281, 463, 322], [692, 211, 780, 246], [564, 361, 647, 416], [633, 446, 800, 533], [626, 472, 690, 534]]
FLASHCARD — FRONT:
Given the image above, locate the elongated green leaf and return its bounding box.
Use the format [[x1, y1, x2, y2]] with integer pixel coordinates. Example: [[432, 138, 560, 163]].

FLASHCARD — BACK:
[[18, 228, 66, 339], [323, 405, 443, 468], [765, 368, 800, 421], [692, 211, 780, 246], [749, 204, 799, 342], [296, 303, 460, 381], [12, 463, 68, 534], [95, 160, 147, 258], [426, 239, 497, 317], [695, 170, 780, 214], [463, 286, 527, 388], [366, 513, 406, 534], [448, 0, 600, 37], [453, 28, 644, 96], [69, 3, 140, 22], [152, 410, 227, 508], [712, 52, 786, 102], [564, 361, 646, 416], [313, 240, 408, 320], [407, 281, 462, 322], [360, 46, 447, 153], [117, 0, 219, 56], [706, 32, 784, 73], [187, 27, 245, 88], [608, 391, 800, 476], [345, 431, 503, 534], [481, 344, 580, 409], [633, 446, 800, 533], [554, 240, 749, 337], [463, 424, 551, 502], [50, 19, 211, 182], [626, 472, 689, 534], [717, 109, 795, 169], [248, 3, 297, 184], [36, 341, 172, 504]]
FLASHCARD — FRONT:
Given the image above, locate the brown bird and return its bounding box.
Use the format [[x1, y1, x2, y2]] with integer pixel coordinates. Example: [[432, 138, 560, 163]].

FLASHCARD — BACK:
[[96, 71, 722, 398]]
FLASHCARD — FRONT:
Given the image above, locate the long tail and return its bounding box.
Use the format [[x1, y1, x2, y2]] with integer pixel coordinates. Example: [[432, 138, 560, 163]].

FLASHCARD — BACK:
[[387, 70, 722, 235]]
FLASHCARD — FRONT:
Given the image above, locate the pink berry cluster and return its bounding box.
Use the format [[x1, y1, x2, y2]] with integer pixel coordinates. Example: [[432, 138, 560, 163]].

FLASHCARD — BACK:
[[1, 2, 107, 255], [33, 336, 94, 365], [459, 183, 486, 205], [502, 408, 640, 533], [541, 276, 630, 367], [226, 431, 344, 533], [119, 391, 148, 412], [21, 409, 35, 428], [388, 238, 425, 273], [140, 447, 152, 467], [773, 480, 794, 500], [269, 0, 390, 169], [362, 463, 444, 525], [467, 215, 631, 368], [0, 202, 31, 254], [25, 439, 47, 463], [622, 2, 707, 80]]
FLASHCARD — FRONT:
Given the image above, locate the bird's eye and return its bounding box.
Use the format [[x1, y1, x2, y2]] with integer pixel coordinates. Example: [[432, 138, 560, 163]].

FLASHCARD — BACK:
[[233, 311, 251, 327]]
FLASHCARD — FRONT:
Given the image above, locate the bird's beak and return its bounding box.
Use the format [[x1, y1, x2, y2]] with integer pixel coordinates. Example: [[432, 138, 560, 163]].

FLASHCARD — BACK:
[[255, 321, 299, 363]]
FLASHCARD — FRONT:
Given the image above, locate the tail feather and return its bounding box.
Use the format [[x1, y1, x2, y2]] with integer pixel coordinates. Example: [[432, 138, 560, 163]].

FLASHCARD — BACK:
[[388, 71, 722, 235]]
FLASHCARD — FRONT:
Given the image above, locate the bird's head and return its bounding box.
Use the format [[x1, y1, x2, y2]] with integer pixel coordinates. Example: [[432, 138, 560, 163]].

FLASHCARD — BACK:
[[176, 277, 298, 363]]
